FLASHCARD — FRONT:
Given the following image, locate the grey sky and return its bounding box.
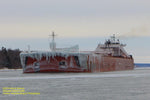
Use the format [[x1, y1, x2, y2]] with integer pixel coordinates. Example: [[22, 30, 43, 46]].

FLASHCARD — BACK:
[[0, 0, 150, 63], [1, 0, 150, 17]]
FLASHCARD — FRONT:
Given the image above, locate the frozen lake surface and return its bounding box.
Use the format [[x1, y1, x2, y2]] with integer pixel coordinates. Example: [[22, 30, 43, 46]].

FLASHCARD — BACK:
[[0, 68, 150, 100]]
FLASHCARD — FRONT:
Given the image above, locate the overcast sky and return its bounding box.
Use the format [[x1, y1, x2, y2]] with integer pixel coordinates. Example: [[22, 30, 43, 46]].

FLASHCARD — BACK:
[[0, 0, 150, 63]]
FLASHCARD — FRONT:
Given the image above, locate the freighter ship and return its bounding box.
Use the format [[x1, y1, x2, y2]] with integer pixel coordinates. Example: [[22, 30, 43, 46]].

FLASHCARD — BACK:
[[20, 32, 134, 73]]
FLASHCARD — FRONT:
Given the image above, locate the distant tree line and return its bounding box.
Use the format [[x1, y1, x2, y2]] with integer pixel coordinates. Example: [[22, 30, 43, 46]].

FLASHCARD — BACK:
[[0, 47, 21, 69]]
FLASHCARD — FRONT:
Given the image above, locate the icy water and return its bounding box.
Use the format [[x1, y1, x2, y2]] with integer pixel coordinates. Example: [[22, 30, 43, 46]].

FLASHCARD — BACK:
[[0, 68, 150, 100]]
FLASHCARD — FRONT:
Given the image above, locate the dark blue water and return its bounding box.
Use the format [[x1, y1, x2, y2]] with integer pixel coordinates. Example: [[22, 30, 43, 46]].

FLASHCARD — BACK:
[[135, 63, 150, 67]]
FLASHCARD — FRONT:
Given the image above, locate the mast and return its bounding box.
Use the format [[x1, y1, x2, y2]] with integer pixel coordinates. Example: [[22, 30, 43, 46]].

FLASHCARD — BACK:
[[52, 31, 56, 43], [49, 31, 57, 51], [110, 34, 116, 42]]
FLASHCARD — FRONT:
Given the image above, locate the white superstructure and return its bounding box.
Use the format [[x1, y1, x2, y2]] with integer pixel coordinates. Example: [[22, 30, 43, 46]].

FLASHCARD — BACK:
[[95, 34, 130, 57]]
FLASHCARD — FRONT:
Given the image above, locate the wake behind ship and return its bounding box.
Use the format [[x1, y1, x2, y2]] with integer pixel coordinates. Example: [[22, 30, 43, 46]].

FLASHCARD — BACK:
[[20, 33, 134, 73]]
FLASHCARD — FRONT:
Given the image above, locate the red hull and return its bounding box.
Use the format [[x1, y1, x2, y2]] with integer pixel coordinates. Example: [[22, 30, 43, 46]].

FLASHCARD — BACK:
[[22, 55, 134, 73]]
